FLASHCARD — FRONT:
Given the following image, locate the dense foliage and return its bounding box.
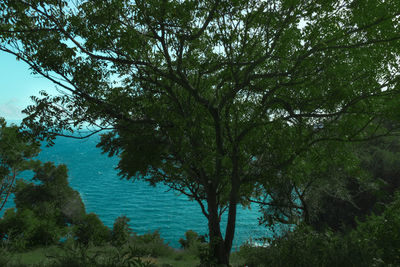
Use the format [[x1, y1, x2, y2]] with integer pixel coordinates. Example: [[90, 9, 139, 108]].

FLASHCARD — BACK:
[[256, 139, 365, 228], [0, 162, 86, 250], [111, 215, 132, 247], [13, 162, 86, 225], [1, 0, 400, 265], [304, 134, 400, 232], [237, 191, 400, 267], [73, 213, 111, 247], [0, 117, 400, 266]]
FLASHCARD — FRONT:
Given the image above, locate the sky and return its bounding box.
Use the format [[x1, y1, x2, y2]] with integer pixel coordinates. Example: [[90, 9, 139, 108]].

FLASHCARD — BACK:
[[0, 52, 57, 121]]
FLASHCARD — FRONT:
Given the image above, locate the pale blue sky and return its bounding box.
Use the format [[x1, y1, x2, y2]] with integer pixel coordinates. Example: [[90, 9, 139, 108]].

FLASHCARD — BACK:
[[0, 52, 57, 120]]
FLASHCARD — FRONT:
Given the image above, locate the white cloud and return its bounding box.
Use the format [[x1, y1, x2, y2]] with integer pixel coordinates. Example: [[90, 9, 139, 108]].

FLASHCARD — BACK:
[[0, 98, 24, 120]]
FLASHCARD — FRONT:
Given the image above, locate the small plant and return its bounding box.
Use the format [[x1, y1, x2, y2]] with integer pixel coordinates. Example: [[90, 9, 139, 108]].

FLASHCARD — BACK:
[[0, 247, 11, 266], [197, 242, 219, 267], [73, 213, 111, 246], [179, 230, 208, 258], [46, 242, 100, 267], [46, 242, 157, 267], [100, 245, 156, 267], [111, 215, 133, 247], [130, 258, 157, 267], [130, 230, 173, 258]]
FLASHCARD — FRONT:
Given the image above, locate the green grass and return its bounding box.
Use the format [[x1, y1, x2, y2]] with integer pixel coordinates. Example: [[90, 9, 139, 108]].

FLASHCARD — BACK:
[[7, 246, 62, 266], [0, 244, 247, 266], [1, 245, 201, 267], [155, 251, 199, 267]]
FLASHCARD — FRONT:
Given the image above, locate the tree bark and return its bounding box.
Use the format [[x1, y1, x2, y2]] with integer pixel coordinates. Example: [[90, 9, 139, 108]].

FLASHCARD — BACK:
[[207, 188, 230, 266], [224, 150, 240, 262], [224, 187, 238, 257]]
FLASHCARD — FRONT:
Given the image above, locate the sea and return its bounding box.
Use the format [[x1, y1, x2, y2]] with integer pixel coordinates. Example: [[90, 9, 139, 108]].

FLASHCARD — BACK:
[[1, 130, 268, 249]]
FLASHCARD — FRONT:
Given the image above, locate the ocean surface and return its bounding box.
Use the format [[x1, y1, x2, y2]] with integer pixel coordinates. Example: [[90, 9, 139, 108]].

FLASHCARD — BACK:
[[1, 133, 268, 249]]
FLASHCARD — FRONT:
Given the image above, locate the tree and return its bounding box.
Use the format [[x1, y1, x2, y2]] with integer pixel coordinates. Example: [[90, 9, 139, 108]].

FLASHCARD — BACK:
[[1, 0, 400, 264], [0, 117, 40, 211], [0, 161, 87, 249], [13, 162, 86, 225]]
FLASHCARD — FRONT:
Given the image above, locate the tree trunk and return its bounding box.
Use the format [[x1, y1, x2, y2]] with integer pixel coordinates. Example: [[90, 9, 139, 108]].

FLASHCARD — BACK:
[[224, 151, 240, 264], [207, 189, 230, 266], [224, 191, 238, 257], [205, 149, 241, 266]]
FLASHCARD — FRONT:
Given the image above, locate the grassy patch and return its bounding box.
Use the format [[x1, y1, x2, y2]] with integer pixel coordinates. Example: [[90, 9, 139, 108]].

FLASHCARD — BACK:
[[155, 251, 199, 267], [2, 244, 200, 267], [0, 245, 251, 266], [7, 246, 62, 266]]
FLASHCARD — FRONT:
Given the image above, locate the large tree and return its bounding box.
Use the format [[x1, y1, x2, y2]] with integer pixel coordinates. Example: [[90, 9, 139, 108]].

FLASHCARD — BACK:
[[1, 0, 400, 264]]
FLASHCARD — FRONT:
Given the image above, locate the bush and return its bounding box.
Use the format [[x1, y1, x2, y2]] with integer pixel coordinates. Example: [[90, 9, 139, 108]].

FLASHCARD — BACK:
[[129, 230, 173, 258], [179, 230, 200, 249], [73, 213, 111, 246], [179, 230, 207, 257], [0, 208, 63, 250], [237, 226, 362, 267], [237, 192, 400, 267], [47, 243, 157, 267], [350, 191, 400, 265], [0, 246, 11, 266], [27, 219, 64, 247], [111, 215, 132, 247]]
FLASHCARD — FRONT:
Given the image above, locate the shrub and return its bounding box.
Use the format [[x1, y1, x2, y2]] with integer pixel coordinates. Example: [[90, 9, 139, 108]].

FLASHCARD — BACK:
[[179, 230, 207, 257], [130, 230, 173, 258], [350, 191, 400, 265], [179, 230, 200, 249], [0, 246, 11, 266], [48, 243, 157, 267], [28, 219, 63, 247], [237, 192, 400, 267], [111, 215, 133, 247], [73, 213, 111, 246], [0, 208, 63, 250], [46, 242, 99, 267], [237, 226, 359, 267]]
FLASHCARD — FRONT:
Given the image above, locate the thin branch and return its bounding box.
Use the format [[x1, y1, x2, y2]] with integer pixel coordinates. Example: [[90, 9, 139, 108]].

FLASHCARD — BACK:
[[0, 169, 17, 212]]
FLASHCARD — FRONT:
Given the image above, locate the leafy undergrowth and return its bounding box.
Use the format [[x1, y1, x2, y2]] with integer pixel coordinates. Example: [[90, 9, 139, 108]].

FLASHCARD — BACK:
[[0, 243, 247, 267], [2, 245, 200, 267]]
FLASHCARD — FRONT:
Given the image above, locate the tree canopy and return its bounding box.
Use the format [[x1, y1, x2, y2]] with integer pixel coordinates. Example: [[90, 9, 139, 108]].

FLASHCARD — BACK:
[[1, 0, 400, 264]]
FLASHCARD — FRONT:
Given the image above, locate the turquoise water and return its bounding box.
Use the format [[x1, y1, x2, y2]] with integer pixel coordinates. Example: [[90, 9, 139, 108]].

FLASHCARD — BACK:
[[2, 134, 267, 249]]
